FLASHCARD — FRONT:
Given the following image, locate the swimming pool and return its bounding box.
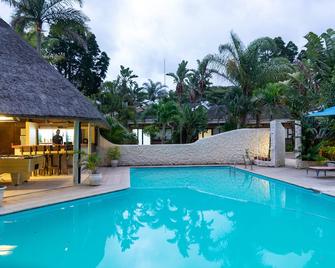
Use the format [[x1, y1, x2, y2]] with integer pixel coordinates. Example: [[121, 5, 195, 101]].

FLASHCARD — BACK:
[[1, 166, 335, 267]]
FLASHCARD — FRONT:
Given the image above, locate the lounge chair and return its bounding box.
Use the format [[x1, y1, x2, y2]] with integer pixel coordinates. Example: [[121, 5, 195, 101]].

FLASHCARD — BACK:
[[306, 165, 335, 177]]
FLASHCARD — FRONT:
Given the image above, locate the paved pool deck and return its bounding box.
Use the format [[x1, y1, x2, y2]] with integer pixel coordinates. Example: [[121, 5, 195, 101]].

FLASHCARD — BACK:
[[237, 165, 335, 196], [1, 165, 335, 215], [0, 167, 130, 215]]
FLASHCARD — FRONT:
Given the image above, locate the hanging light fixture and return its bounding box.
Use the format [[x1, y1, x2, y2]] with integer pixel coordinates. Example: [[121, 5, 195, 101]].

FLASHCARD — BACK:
[[0, 116, 16, 122], [0, 115, 20, 123]]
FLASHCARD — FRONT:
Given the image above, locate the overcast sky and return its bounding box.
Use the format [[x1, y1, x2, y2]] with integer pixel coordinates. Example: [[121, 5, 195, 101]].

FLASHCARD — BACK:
[[1, 0, 335, 88]]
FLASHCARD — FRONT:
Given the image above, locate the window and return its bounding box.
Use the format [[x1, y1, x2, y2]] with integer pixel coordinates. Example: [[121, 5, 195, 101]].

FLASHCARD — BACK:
[[132, 129, 151, 145], [38, 128, 74, 144]]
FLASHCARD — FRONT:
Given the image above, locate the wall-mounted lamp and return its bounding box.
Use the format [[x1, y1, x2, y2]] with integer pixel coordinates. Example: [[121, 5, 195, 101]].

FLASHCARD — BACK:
[[0, 116, 16, 122]]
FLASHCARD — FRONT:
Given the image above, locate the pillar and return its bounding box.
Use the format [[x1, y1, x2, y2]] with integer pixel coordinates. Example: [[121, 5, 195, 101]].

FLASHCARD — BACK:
[[270, 120, 286, 167], [73, 120, 81, 184], [294, 120, 302, 159], [87, 123, 92, 155]]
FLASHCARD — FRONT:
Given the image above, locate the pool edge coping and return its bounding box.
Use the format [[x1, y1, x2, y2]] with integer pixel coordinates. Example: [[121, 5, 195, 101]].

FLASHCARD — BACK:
[[131, 165, 335, 199], [2, 164, 335, 216]]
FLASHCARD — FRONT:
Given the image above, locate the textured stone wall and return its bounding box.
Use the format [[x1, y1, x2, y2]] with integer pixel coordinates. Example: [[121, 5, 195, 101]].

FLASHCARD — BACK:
[[98, 128, 270, 166]]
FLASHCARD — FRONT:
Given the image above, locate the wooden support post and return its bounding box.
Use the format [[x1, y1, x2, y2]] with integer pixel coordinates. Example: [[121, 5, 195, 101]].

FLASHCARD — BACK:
[[73, 120, 81, 184], [87, 123, 92, 155]]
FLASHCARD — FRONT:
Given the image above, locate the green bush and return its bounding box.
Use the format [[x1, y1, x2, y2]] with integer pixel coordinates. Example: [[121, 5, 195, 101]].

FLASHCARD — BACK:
[[81, 154, 101, 174], [143, 125, 160, 137], [107, 146, 121, 160], [320, 140, 335, 161], [285, 143, 294, 152], [100, 116, 137, 144]]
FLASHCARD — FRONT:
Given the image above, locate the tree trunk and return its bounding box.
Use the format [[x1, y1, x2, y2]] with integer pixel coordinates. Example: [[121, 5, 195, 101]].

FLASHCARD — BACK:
[[236, 121, 241, 129], [179, 125, 183, 144], [256, 112, 261, 128], [35, 21, 42, 55], [161, 124, 166, 144], [239, 114, 247, 129], [178, 103, 183, 144]]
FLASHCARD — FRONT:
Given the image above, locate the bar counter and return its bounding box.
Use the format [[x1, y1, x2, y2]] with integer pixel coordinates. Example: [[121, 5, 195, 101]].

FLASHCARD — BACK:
[[10, 144, 81, 176], [12, 144, 74, 156], [0, 155, 45, 185]]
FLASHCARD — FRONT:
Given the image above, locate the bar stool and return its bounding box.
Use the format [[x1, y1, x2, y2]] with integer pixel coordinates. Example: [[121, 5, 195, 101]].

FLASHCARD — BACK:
[[36, 145, 47, 175], [49, 145, 61, 175], [46, 145, 58, 175], [65, 146, 74, 175], [43, 145, 51, 175], [21, 145, 32, 156]]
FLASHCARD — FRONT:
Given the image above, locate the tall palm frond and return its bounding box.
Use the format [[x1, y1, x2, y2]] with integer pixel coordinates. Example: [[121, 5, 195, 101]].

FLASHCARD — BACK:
[[2, 0, 88, 54], [207, 31, 293, 127]]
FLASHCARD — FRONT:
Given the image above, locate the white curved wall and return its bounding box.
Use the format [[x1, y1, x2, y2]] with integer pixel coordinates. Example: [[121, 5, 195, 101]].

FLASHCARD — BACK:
[[98, 128, 270, 166]]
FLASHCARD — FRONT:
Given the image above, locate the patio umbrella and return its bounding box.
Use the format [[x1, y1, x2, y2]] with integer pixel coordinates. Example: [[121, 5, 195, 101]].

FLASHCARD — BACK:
[[308, 106, 335, 117]]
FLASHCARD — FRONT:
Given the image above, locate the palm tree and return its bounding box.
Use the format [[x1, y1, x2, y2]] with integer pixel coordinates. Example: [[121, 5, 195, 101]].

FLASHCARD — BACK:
[[167, 60, 190, 104], [252, 82, 286, 122], [2, 0, 88, 54], [186, 58, 214, 105], [252, 82, 287, 158], [195, 58, 213, 98], [145, 101, 179, 144], [207, 32, 292, 127], [142, 79, 167, 104], [185, 72, 199, 105], [179, 105, 208, 143], [116, 65, 139, 105], [97, 66, 143, 129], [167, 60, 190, 143]]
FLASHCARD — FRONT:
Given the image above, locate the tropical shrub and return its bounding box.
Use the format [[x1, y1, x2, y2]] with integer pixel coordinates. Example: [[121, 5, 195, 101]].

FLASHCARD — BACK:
[[107, 147, 121, 160], [81, 154, 101, 174], [100, 116, 137, 144]]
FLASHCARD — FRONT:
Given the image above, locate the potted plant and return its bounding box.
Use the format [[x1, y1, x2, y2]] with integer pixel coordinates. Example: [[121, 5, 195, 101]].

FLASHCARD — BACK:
[[107, 146, 121, 167], [0, 185, 6, 206], [81, 154, 102, 186]]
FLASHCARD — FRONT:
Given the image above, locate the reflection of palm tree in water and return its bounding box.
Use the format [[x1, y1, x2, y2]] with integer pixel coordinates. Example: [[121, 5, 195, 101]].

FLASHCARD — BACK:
[[110, 189, 232, 262], [108, 204, 143, 251], [2, 183, 334, 267], [107, 187, 334, 267]]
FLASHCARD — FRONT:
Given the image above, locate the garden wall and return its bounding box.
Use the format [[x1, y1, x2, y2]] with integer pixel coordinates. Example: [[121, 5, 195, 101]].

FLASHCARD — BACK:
[[98, 128, 270, 166]]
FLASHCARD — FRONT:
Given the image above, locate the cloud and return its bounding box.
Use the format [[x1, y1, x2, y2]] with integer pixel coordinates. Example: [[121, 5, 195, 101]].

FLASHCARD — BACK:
[[1, 0, 335, 88]]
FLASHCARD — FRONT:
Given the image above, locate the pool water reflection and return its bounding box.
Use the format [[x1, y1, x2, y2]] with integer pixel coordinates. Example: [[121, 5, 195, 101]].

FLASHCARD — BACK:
[[1, 166, 335, 267]]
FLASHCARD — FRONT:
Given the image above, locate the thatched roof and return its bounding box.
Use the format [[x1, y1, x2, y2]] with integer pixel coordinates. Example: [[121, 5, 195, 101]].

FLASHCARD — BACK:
[[0, 19, 107, 127]]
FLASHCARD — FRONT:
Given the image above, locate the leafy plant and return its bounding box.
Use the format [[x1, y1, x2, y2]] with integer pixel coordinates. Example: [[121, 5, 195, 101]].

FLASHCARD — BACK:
[[143, 125, 160, 137], [100, 116, 137, 144], [319, 139, 335, 161], [107, 147, 121, 161], [143, 100, 180, 144], [298, 118, 328, 161], [285, 143, 294, 152], [178, 105, 208, 143], [81, 154, 101, 174]]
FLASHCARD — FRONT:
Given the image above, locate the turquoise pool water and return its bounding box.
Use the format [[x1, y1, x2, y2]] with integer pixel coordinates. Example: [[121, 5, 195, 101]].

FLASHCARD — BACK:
[[1, 166, 335, 267]]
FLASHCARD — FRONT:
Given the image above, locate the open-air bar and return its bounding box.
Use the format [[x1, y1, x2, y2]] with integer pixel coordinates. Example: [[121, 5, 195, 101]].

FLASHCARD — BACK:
[[0, 19, 107, 186]]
